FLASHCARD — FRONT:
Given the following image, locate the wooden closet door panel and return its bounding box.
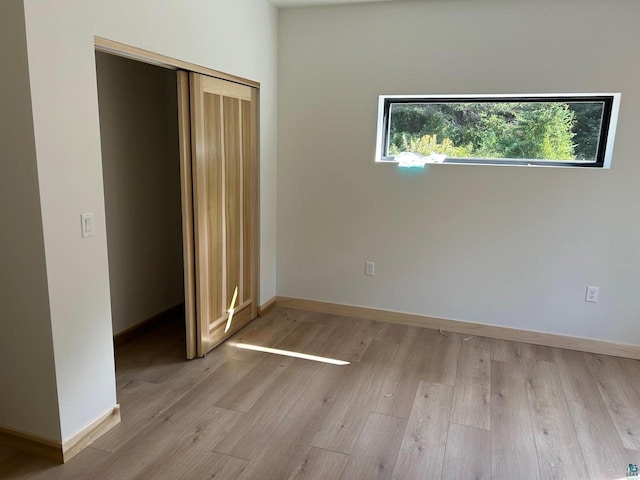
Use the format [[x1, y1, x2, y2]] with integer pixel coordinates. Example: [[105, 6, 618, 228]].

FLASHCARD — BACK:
[[241, 98, 254, 307], [223, 96, 242, 311], [177, 71, 197, 360], [190, 72, 258, 356], [203, 93, 225, 326]]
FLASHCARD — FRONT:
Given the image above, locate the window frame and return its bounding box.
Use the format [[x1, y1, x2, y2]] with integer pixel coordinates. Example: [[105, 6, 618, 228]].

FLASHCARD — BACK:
[[375, 93, 621, 168]]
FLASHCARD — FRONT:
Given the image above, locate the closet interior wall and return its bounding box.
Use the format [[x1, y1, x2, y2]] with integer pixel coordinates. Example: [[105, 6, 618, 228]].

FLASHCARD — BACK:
[[95, 51, 185, 336]]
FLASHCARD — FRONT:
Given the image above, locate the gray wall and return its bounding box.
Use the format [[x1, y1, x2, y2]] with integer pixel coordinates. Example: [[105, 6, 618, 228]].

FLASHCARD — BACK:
[[277, 0, 640, 344], [96, 52, 184, 335], [0, 0, 61, 440]]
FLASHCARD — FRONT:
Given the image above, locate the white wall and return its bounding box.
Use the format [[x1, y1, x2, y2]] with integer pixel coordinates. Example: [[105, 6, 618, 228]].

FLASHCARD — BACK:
[[0, 0, 61, 440], [96, 52, 184, 335], [278, 0, 640, 344], [21, 0, 278, 441]]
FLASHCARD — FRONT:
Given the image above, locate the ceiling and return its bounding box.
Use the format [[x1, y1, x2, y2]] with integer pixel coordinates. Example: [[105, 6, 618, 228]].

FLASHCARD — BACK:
[[269, 0, 396, 7]]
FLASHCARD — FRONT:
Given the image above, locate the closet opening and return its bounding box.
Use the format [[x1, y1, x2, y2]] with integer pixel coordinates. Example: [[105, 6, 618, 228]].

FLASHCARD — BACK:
[[95, 51, 187, 358], [94, 37, 260, 366]]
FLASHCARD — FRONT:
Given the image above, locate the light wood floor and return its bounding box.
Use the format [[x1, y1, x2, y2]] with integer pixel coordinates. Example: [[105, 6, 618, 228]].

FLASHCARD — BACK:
[[2, 307, 640, 479]]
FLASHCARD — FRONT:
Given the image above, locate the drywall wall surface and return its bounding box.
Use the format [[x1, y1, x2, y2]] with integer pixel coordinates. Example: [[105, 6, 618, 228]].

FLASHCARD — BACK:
[[96, 52, 184, 335], [22, 0, 278, 441], [277, 0, 640, 344], [0, 0, 61, 440]]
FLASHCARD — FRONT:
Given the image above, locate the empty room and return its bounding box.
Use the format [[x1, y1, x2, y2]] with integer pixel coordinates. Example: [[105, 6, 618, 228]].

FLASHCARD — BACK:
[[1, 0, 640, 479]]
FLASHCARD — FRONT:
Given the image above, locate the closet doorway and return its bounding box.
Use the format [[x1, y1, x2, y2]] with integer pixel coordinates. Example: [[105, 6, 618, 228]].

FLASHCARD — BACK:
[[95, 37, 259, 360]]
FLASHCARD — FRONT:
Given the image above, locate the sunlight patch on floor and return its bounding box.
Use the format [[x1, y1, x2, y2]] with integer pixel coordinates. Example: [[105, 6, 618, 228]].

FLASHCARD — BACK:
[[233, 343, 350, 365]]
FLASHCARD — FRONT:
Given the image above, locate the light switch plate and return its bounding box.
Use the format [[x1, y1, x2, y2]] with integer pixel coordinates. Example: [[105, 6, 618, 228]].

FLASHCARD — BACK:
[[365, 261, 375, 276], [81, 213, 95, 238]]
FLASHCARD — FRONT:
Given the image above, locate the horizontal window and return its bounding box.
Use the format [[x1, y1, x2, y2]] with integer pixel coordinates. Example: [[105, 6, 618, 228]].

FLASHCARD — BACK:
[[375, 93, 621, 168]]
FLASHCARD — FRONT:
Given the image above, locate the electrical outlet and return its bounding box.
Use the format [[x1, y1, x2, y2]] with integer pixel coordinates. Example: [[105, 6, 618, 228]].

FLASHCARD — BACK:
[[365, 261, 375, 276], [585, 286, 599, 303]]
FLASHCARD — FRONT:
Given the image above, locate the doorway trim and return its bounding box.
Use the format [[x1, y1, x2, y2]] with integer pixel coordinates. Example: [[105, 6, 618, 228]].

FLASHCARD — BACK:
[[94, 36, 260, 89]]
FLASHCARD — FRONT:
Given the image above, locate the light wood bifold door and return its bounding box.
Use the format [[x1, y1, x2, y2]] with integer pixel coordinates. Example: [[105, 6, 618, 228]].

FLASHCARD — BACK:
[[181, 72, 259, 358]]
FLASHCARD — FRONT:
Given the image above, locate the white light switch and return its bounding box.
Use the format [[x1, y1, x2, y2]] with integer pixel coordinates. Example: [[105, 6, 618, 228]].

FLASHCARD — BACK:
[[365, 261, 375, 276], [81, 213, 95, 238]]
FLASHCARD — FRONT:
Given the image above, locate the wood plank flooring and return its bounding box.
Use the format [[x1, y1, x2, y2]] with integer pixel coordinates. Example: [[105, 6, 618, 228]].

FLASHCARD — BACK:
[[2, 306, 640, 479]]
